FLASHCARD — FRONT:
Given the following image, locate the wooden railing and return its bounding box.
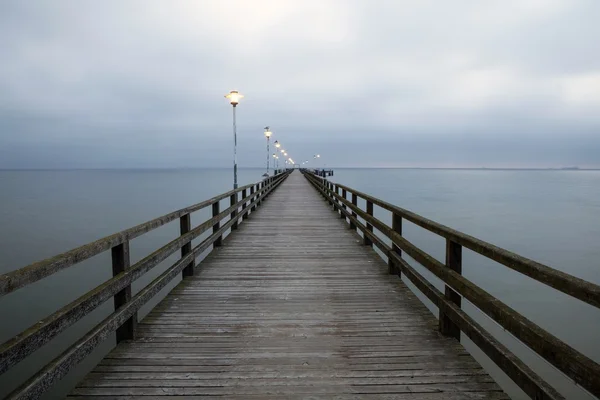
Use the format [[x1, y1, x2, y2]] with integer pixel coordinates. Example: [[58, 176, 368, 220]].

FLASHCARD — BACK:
[[0, 170, 292, 399], [302, 170, 600, 400]]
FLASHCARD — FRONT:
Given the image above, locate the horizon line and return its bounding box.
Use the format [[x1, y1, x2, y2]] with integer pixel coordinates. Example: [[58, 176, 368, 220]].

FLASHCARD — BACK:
[[1, 166, 599, 171]]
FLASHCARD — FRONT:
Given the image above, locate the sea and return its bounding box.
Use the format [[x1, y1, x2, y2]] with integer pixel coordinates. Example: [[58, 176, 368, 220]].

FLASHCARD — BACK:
[[0, 168, 599, 399]]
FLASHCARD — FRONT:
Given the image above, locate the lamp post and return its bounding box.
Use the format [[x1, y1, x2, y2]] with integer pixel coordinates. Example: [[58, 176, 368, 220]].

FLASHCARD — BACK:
[[272, 153, 277, 174], [313, 154, 321, 175], [224, 90, 243, 189], [274, 141, 281, 174], [264, 127, 272, 176]]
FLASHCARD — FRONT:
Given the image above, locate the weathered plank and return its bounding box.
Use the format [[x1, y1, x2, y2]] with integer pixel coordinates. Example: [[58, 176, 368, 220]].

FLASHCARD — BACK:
[[70, 172, 505, 399]]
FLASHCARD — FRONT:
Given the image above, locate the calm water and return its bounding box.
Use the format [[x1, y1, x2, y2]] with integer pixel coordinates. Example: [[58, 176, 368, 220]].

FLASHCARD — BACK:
[[1, 168, 599, 399]]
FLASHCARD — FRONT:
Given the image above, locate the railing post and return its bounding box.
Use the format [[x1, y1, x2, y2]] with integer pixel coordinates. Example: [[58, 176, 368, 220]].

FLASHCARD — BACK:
[[332, 184, 338, 211], [389, 213, 402, 275], [440, 239, 462, 340], [327, 182, 333, 206], [112, 241, 136, 342], [350, 193, 357, 231], [212, 201, 222, 247], [250, 185, 256, 212], [341, 188, 347, 220], [230, 192, 238, 230], [180, 214, 195, 278], [242, 188, 248, 220], [257, 182, 262, 206], [364, 200, 373, 247]]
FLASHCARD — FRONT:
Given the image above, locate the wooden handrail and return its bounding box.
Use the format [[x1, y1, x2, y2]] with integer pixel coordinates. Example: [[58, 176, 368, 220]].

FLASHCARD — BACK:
[[0, 171, 291, 400], [334, 181, 600, 309], [302, 170, 600, 400], [0, 182, 261, 298]]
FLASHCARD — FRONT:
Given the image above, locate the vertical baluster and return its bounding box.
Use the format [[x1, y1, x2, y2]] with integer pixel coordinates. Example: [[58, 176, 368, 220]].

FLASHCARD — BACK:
[[112, 241, 136, 342], [242, 188, 248, 220], [251, 184, 257, 212], [212, 201, 222, 247], [333, 184, 338, 211], [389, 213, 402, 275], [364, 200, 373, 247], [341, 188, 347, 220], [230, 193, 238, 230], [257, 182, 262, 206], [439, 240, 462, 340], [180, 214, 195, 278], [350, 193, 357, 231]]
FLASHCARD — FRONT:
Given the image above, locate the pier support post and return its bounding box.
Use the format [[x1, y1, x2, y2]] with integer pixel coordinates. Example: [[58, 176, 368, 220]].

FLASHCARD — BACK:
[[257, 182, 262, 206], [439, 240, 462, 340], [180, 214, 195, 278], [230, 193, 238, 230], [389, 213, 402, 275], [242, 188, 248, 220], [350, 193, 358, 231], [112, 241, 137, 342], [212, 201, 222, 247], [251, 185, 257, 212], [333, 185, 339, 211], [364, 200, 373, 247]]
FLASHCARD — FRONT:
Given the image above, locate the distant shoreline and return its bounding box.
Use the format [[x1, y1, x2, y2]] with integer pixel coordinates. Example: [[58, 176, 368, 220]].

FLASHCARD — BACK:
[[1, 167, 599, 172]]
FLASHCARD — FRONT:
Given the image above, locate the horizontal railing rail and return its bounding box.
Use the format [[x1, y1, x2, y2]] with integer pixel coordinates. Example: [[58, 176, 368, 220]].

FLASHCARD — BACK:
[[302, 169, 600, 400], [0, 170, 291, 399]]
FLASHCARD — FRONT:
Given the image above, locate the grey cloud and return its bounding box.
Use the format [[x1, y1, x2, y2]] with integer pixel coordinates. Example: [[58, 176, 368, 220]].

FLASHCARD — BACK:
[[1, 0, 599, 168]]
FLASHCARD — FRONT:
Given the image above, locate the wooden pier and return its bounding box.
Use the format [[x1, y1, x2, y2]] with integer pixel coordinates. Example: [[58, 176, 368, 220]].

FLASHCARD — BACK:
[[1, 170, 599, 399], [70, 172, 505, 399]]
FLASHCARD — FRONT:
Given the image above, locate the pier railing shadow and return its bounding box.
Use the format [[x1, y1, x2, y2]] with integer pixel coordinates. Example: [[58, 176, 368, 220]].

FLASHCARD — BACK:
[[0, 170, 292, 399], [302, 169, 600, 400]]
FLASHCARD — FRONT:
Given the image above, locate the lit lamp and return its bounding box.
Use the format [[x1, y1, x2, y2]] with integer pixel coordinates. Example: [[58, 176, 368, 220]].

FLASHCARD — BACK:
[[224, 90, 244, 189], [274, 141, 281, 174], [264, 126, 272, 176]]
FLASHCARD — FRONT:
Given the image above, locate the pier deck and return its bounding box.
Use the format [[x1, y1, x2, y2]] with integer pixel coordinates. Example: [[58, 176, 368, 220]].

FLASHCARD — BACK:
[[69, 173, 506, 399]]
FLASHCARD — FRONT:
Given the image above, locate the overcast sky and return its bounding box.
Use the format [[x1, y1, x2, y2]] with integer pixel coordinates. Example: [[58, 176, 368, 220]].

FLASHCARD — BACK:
[[1, 0, 599, 168]]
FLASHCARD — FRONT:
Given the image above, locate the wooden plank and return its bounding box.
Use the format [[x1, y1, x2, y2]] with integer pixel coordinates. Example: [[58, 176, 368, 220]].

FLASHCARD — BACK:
[[71, 172, 505, 399], [68, 394, 509, 400]]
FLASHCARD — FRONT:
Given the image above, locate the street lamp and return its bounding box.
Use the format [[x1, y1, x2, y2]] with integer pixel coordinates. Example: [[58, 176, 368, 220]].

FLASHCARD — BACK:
[[274, 141, 281, 174], [264, 126, 272, 176], [272, 153, 278, 174], [224, 90, 244, 189]]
